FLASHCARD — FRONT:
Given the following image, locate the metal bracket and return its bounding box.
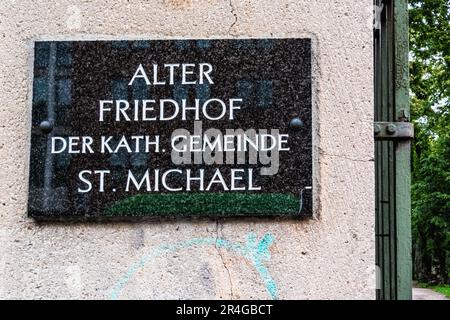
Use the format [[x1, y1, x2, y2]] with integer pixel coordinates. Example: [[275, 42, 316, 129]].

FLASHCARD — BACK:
[[374, 122, 414, 141]]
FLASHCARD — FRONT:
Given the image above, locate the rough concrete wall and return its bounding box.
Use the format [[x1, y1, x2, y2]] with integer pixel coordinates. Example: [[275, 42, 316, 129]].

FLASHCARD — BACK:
[[0, 0, 375, 299]]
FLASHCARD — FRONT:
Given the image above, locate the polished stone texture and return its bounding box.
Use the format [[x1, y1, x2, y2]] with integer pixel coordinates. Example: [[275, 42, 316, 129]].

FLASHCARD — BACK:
[[28, 39, 312, 218]]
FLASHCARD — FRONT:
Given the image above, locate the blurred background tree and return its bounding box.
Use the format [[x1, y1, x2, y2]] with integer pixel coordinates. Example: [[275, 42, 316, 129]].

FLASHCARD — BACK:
[[409, 0, 449, 284]]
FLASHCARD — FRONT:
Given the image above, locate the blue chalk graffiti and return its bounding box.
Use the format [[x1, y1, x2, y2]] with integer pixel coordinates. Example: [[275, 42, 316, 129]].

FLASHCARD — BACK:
[[109, 233, 278, 300]]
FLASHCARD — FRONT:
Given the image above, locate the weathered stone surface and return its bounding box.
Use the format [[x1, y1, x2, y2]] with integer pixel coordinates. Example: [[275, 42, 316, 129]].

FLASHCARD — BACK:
[[0, 0, 375, 299]]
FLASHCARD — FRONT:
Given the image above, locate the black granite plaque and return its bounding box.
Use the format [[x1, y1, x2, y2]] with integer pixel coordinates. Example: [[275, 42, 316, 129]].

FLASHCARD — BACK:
[[28, 39, 312, 219]]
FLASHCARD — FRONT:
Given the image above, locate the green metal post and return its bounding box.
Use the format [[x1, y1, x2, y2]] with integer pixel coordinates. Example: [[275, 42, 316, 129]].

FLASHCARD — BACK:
[[393, 0, 412, 300]]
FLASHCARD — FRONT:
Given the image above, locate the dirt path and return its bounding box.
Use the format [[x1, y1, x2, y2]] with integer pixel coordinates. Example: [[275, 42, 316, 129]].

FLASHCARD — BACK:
[[413, 288, 449, 300]]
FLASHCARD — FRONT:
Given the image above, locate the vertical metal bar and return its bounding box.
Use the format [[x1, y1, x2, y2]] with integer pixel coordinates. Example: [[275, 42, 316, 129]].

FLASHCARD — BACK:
[[373, 3, 382, 297], [386, 1, 397, 299], [380, 2, 392, 299], [382, 141, 390, 300], [393, 0, 412, 300]]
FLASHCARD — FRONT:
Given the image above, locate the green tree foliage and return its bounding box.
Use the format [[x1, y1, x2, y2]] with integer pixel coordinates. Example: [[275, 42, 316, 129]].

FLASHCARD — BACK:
[[409, 0, 450, 283]]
